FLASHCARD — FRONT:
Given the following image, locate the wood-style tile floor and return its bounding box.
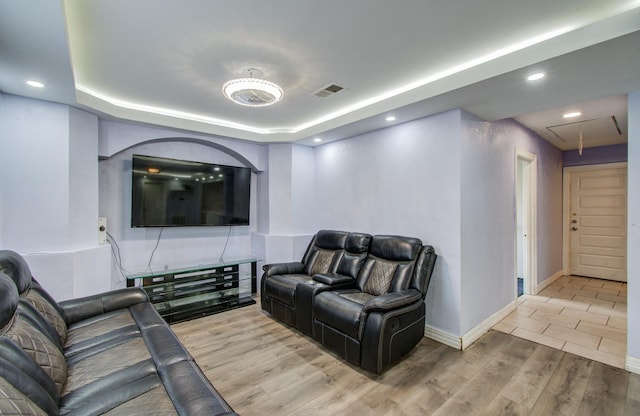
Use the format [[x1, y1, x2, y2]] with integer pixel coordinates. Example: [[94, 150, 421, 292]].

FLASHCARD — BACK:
[[493, 275, 627, 369], [172, 301, 640, 416]]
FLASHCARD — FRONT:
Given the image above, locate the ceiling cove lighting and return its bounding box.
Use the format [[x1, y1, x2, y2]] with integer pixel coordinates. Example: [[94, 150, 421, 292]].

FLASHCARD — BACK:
[[563, 111, 582, 118], [293, 26, 573, 133], [77, 26, 573, 136], [222, 69, 283, 107], [386, 115, 397, 122], [313, 137, 322, 143], [76, 84, 284, 134], [527, 72, 545, 81]]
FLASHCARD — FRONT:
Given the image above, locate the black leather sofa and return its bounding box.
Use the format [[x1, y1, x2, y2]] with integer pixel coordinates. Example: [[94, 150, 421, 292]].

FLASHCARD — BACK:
[[0, 250, 237, 416], [261, 230, 372, 336], [261, 230, 437, 374]]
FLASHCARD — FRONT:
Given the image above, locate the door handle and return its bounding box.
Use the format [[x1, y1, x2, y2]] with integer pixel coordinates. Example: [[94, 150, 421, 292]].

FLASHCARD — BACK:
[[572, 227, 578, 231], [571, 219, 577, 224]]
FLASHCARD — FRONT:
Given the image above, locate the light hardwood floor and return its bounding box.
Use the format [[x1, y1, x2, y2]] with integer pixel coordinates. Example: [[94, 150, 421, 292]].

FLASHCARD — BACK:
[[493, 275, 627, 369], [172, 301, 640, 416]]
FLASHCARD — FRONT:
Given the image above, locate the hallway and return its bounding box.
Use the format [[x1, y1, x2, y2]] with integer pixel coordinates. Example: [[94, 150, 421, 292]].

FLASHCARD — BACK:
[[493, 275, 627, 369]]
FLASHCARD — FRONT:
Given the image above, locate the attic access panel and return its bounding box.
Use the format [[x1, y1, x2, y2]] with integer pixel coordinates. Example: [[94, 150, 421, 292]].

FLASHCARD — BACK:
[[547, 116, 625, 149]]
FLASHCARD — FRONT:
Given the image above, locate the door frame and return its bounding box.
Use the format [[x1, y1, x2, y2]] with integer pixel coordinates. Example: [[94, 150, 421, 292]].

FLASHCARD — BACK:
[[516, 150, 537, 296], [562, 162, 628, 276]]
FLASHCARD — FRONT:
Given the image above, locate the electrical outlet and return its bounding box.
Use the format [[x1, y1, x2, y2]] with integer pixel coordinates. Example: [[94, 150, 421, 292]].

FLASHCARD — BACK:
[[98, 217, 107, 244]]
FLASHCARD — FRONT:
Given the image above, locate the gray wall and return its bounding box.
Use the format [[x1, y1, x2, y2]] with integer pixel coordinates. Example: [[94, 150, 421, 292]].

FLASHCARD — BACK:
[[0, 95, 109, 300], [313, 109, 564, 338], [0, 92, 579, 352], [563, 143, 627, 167], [628, 91, 639, 368], [315, 109, 464, 334], [459, 115, 563, 334], [97, 124, 264, 285]]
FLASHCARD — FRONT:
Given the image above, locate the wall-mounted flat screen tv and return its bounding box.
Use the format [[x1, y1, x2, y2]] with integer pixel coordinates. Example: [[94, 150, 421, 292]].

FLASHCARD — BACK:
[[131, 154, 251, 227]]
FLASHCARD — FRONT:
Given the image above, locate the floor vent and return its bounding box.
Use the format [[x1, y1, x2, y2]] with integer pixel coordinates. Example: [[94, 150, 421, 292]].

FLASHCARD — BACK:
[[313, 83, 345, 98]]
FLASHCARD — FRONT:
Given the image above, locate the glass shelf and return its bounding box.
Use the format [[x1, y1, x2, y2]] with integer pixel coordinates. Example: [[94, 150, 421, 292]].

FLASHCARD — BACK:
[[154, 287, 251, 311], [125, 256, 260, 323], [126, 256, 261, 280]]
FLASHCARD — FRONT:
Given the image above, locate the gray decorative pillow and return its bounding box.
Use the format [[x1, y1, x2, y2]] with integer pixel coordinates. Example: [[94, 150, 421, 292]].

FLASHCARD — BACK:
[[308, 250, 336, 276], [363, 261, 398, 296]]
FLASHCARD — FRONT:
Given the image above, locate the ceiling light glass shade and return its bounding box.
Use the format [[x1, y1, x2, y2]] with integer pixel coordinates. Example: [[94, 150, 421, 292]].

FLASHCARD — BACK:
[[222, 78, 283, 107]]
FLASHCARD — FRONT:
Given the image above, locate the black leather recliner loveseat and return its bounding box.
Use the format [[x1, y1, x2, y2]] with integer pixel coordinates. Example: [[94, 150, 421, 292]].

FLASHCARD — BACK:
[[0, 250, 237, 415], [261, 230, 437, 374]]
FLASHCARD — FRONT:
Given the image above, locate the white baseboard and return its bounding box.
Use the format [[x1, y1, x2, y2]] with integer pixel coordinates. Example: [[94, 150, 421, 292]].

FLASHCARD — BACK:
[[626, 356, 640, 375], [425, 300, 517, 350], [534, 270, 564, 294], [424, 325, 461, 350], [461, 300, 516, 349], [425, 270, 568, 351]]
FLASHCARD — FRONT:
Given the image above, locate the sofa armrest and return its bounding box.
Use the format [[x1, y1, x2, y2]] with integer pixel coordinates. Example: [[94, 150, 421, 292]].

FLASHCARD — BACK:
[[59, 288, 150, 325], [262, 262, 305, 277], [312, 273, 354, 286], [362, 289, 423, 313]]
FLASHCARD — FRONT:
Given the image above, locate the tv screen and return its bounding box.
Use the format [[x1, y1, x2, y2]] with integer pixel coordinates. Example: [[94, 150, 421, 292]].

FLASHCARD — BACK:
[[131, 155, 250, 227]]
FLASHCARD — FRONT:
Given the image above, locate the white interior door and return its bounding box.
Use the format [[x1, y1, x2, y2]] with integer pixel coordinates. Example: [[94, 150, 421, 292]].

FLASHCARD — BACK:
[[569, 166, 627, 281], [516, 151, 536, 296]]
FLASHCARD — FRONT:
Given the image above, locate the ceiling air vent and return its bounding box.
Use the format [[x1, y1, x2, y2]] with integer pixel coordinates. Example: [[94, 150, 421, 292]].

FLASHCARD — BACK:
[[313, 83, 345, 98]]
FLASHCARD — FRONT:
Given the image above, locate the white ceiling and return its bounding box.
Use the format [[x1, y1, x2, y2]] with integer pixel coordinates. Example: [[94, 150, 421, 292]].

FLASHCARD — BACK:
[[1, 0, 639, 149]]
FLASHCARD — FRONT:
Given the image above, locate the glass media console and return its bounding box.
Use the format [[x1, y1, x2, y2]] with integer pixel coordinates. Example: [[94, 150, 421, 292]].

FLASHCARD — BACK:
[[126, 256, 260, 323]]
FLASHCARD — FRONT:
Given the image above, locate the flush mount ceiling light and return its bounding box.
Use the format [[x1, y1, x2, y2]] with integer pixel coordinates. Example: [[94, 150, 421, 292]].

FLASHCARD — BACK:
[[222, 69, 283, 107]]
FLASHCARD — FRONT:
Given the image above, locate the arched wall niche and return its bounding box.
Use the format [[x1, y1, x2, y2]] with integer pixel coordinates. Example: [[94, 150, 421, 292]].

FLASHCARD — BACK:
[[98, 136, 261, 278], [98, 120, 266, 172], [103, 136, 262, 172]]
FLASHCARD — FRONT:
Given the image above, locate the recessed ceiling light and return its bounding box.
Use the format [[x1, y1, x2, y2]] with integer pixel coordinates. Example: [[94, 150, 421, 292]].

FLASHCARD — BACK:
[[26, 80, 45, 88], [527, 73, 545, 81], [563, 111, 582, 118], [386, 116, 396, 122], [313, 138, 322, 143]]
